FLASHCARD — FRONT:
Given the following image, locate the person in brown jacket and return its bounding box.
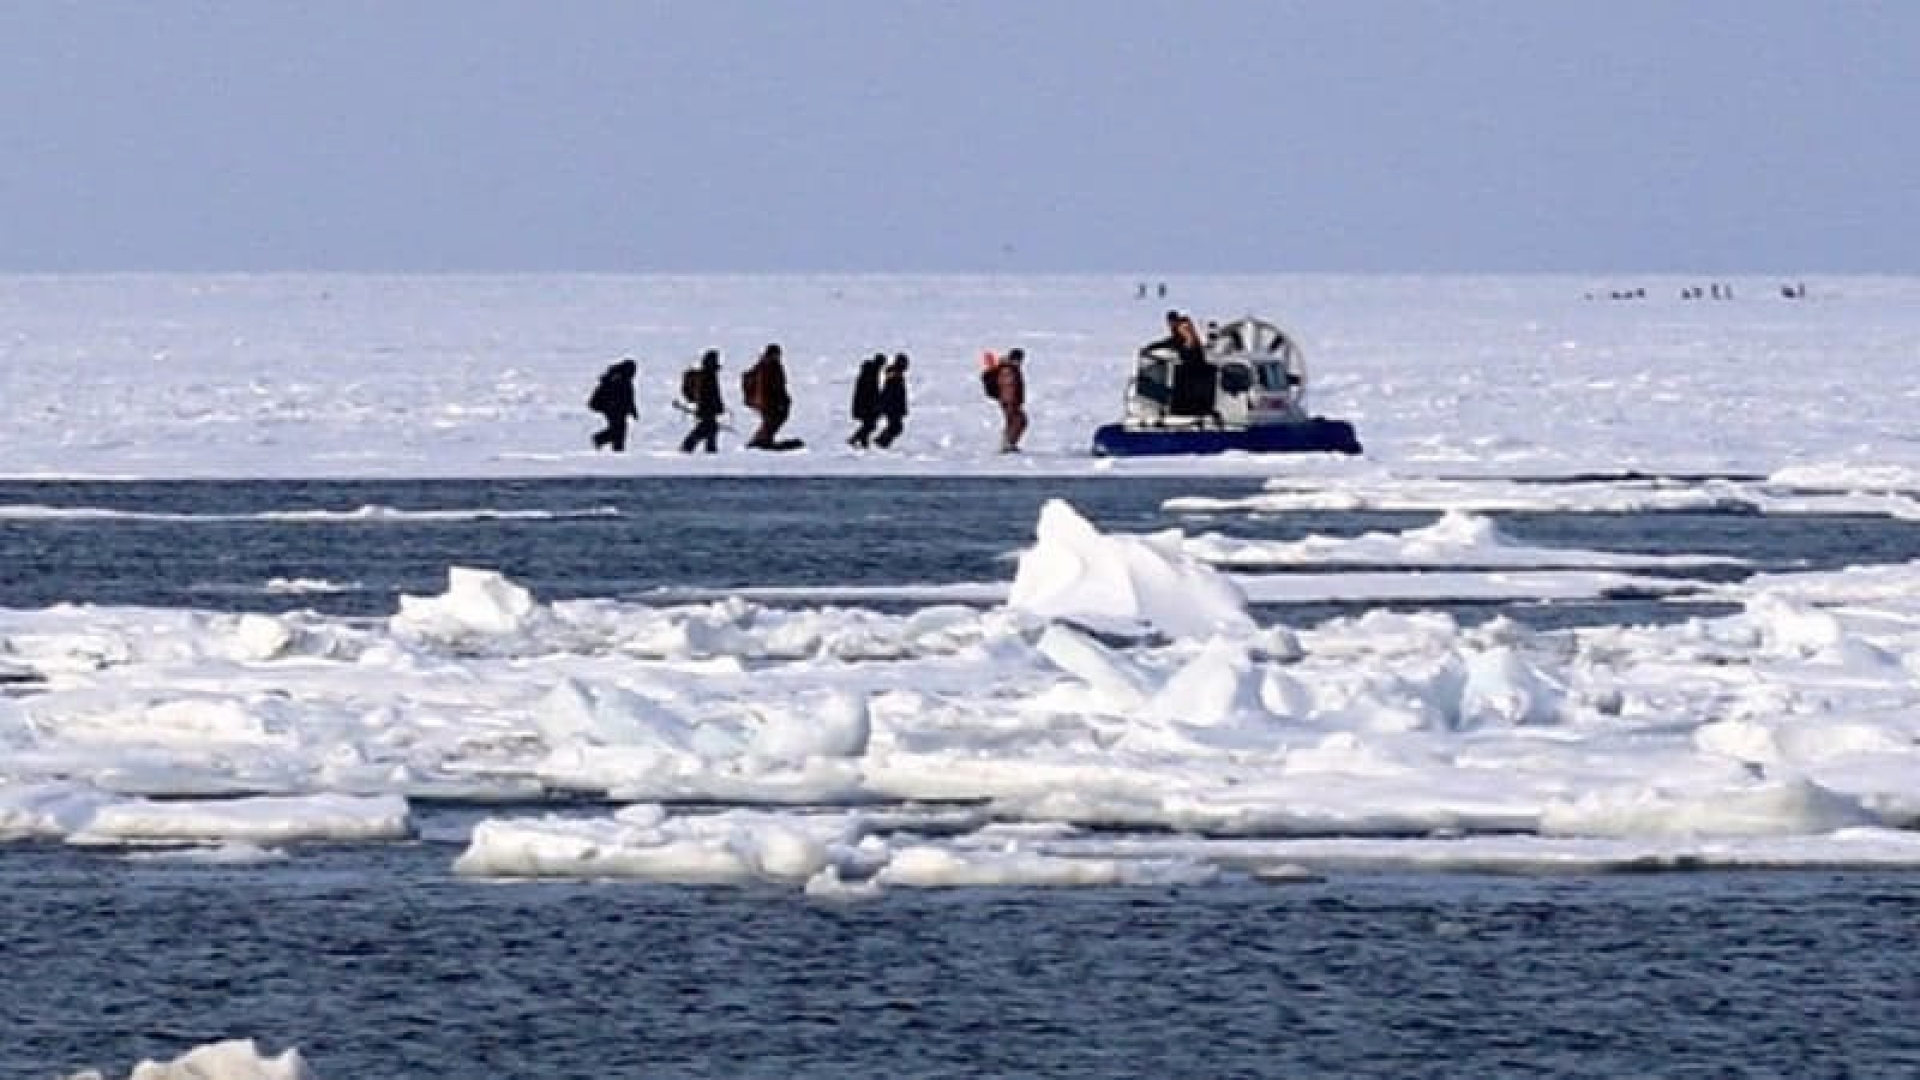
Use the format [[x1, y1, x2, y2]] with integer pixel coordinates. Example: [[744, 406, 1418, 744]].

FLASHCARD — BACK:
[[743, 342, 796, 450], [996, 348, 1027, 452]]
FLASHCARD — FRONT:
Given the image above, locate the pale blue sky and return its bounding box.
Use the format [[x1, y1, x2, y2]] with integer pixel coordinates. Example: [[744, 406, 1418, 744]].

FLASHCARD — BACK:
[[1, 1, 1912, 271]]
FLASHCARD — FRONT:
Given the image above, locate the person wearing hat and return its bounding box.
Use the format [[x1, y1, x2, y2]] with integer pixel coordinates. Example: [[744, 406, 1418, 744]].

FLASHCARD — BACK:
[[996, 348, 1027, 452], [587, 357, 639, 452], [874, 352, 911, 449], [744, 342, 793, 450], [679, 349, 726, 453]]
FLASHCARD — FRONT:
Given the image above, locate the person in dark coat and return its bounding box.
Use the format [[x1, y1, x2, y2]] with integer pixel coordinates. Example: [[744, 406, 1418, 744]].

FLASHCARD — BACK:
[[875, 353, 910, 449], [679, 350, 725, 453], [745, 342, 793, 449], [996, 348, 1027, 452], [1165, 315, 1216, 420], [847, 352, 885, 448], [588, 358, 639, 451]]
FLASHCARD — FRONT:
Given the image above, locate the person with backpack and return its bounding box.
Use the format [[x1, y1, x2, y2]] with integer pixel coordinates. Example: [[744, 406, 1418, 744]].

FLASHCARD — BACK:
[[874, 353, 910, 449], [742, 342, 797, 450], [847, 352, 886, 449], [679, 349, 725, 453], [986, 348, 1027, 452], [587, 357, 639, 451]]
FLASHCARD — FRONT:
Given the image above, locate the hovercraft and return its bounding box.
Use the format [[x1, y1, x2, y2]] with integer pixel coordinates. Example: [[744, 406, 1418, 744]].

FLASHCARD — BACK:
[[1090, 316, 1362, 457]]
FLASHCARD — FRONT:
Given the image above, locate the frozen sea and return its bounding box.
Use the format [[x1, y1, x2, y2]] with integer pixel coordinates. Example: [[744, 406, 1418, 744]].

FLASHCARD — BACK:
[[7, 275, 1920, 1077]]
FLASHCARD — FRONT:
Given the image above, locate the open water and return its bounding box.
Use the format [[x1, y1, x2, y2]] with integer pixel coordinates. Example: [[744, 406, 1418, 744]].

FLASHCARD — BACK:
[[10, 836, 1919, 1078], [8, 475, 1918, 626], [7, 477, 1920, 1076]]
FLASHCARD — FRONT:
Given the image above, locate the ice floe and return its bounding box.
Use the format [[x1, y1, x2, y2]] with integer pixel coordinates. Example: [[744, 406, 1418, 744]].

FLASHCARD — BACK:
[[452, 805, 869, 884], [64, 1039, 314, 1080], [5, 500, 1920, 877], [1, 784, 410, 846], [455, 805, 1213, 890], [1181, 509, 1741, 569]]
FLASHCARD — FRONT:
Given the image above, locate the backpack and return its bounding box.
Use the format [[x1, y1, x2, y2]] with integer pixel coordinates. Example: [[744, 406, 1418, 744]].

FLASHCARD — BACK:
[[980, 362, 1001, 401], [679, 367, 700, 405], [587, 377, 613, 413], [741, 363, 765, 410]]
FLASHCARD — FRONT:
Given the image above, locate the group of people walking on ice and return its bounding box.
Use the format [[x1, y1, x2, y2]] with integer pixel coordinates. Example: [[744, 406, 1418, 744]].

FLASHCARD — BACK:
[[587, 343, 1028, 455]]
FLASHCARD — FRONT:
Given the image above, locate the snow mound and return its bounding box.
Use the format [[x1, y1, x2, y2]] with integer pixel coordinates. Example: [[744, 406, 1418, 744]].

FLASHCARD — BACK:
[[1742, 592, 1847, 658], [1008, 499, 1253, 639], [1457, 645, 1566, 728], [750, 689, 872, 762], [391, 567, 537, 637], [227, 614, 296, 662]]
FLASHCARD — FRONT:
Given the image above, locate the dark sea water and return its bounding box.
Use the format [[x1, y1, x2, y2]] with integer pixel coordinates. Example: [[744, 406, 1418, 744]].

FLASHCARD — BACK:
[[8, 475, 1918, 627], [7, 477, 1920, 1077], [11, 835, 1919, 1078]]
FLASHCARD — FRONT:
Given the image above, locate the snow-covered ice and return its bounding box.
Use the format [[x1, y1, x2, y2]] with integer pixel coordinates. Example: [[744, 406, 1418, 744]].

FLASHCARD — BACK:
[[0, 786, 410, 846], [454, 805, 1214, 891], [1180, 509, 1740, 570], [2, 273, 1917, 480], [69, 793, 412, 846]]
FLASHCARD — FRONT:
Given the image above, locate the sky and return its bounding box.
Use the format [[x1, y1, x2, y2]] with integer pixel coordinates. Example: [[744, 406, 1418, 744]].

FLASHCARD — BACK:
[[0, 1, 1913, 273]]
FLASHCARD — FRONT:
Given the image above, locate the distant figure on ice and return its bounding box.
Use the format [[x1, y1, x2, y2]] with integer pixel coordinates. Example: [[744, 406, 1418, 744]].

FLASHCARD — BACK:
[[875, 353, 910, 449], [587, 358, 638, 451], [847, 352, 885, 448], [984, 348, 1027, 452], [679, 350, 726, 453], [743, 342, 801, 450]]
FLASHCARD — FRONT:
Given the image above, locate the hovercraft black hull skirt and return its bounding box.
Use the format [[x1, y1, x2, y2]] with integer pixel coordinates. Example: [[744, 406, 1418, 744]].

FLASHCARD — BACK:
[[1091, 417, 1362, 457]]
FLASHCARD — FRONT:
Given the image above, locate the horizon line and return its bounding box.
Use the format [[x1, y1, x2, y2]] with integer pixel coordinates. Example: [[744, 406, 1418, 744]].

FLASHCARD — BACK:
[[0, 267, 1878, 278]]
